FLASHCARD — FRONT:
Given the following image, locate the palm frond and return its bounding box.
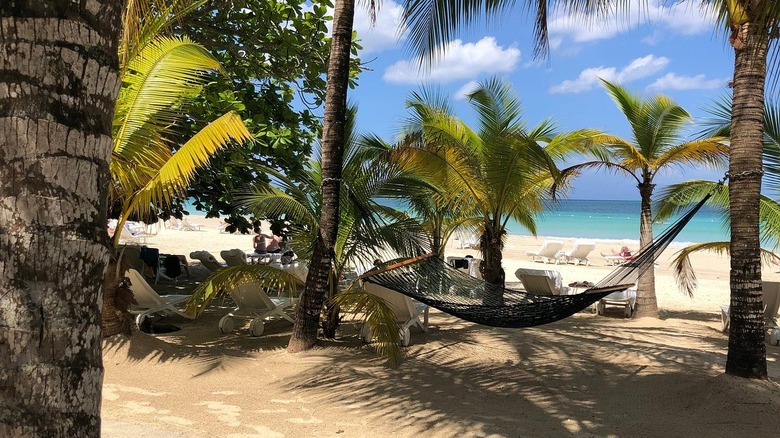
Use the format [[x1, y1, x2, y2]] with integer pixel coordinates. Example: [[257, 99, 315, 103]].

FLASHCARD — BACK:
[[331, 288, 403, 366], [669, 241, 730, 297], [186, 265, 304, 316], [123, 111, 252, 218], [114, 36, 225, 156]]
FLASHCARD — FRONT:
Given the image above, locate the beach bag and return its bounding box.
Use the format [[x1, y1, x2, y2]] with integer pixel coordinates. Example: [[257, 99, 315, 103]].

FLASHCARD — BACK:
[[281, 250, 295, 265], [162, 255, 182, 278]]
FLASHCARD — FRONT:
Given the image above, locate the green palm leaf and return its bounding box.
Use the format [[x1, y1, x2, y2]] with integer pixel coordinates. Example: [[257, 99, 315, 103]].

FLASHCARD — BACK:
[[124, 111, 252, 218], [186, 265, 305, 316]]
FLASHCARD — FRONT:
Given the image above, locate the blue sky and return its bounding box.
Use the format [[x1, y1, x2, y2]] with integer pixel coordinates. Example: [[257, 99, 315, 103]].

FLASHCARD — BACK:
[[341, 1, 734, 200]]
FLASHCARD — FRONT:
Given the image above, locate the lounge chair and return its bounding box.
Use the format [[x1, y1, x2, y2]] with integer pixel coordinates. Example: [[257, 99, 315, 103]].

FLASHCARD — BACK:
[[218, 282, 295, 336], [525, 240, 565, 264], [165, 218, 183, 230], [454, 230, 480, 249], [595, 289, 637, 318], [559, 241, 596, 266], [180, 217, 203, 231], [361, 281, 429, 346], [514, 268, 569, 295], [720, 281, 780, 346], [122, 221, 153, 244], [220, 249, 248, 266], [189, 250, 223, 272], [126, 269, 194, 326]]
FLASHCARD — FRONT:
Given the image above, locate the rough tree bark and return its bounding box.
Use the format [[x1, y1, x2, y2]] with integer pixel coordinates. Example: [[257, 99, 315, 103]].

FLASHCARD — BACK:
[[726, 20, 767, 378], [0, 1, 122, 435], [634, 181, 659, 318], [287, 0, 355, 352]]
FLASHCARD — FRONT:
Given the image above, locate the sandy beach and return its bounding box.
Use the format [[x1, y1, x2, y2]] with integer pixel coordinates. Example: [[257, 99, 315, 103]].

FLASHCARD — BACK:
[[101, 217, 780, 437]]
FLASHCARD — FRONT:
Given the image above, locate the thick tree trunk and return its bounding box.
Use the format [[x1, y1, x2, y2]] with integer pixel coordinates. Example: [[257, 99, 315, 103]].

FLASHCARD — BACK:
[[634, 181, 658, 318], [726, 21, 767, 379], [480, 221, 505, 305], [0, 1, 122, 436], [288, 0, 354, 352]]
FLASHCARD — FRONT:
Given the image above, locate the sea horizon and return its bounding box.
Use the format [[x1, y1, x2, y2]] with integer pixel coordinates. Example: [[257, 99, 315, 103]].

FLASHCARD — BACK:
[[186, 198, 731, 244]]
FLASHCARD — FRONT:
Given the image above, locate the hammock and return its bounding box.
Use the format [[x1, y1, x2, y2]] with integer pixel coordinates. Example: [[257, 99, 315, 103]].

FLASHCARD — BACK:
[[360, 190, 715, 328]]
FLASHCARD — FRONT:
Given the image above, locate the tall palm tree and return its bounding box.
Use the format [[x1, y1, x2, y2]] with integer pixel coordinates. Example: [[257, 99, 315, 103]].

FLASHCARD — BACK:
[[0, 1, 123, 435], [556, 80, 727, 318], [709, 0, 779, 378], [396, 78, 589, 294], [288, 0, 357, 352]]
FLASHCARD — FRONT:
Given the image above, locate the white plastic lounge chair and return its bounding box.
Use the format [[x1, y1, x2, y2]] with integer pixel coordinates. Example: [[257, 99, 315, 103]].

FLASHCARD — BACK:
[[454, 230, 480, 249], [165, 218, 183, 230], [721, 281, 780, 345], [220, 249, 248, 266], [189, 250, 223, 272], [361, 281, 429, 346], [126, 269, 194, 326], [218, 283, 295, 336], [525, 240, 565, 264], [121, 221, 153, 244], [596, 289, 637, 318], [559, 241, 596, 266], [514, 268, 569, 295], [180, 217, 203, 231]]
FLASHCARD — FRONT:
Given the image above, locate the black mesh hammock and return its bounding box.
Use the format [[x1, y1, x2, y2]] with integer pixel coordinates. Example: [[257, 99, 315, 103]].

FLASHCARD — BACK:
[[360, 189, 717, 328]]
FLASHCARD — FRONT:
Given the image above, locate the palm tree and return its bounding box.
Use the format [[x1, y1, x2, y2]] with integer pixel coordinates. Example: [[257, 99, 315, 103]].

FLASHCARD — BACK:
[[188, 117, 429, 363], [288, 0, 357, 352], [556, 80, 727, 318], [396, 78, 590, 295], [0, 1, 123, 435], [103, 0, 252, 337], [710, 0, 780, 378]]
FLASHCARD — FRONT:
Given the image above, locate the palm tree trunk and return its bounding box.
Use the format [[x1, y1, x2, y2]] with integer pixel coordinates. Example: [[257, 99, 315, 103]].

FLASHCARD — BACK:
[[288, 0, 354, 352], [480, 221, 505, 304], [0, 2, 122, 435], [635, 181, 658, 318], [726, 20, 767, 378]]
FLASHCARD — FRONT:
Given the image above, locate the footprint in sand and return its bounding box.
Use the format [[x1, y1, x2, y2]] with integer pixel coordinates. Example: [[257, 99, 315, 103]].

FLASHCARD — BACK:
[[196, 401, 242, 427], [122, 400, 170, 416]]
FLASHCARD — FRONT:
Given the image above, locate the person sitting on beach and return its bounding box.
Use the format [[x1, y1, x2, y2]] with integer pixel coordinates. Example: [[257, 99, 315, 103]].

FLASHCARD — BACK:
[[266, 234, 283, 253], [616, 246, 632, 257], [606, 246, 635, 260], [253, 226, 273, 254]]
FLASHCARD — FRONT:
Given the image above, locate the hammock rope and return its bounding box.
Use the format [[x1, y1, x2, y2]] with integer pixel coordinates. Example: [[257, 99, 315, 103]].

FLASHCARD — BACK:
[[360, 183, 719, 328]]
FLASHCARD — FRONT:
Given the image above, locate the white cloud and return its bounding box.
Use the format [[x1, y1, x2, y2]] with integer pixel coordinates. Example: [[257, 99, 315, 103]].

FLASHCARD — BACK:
[[550, 55, 668, 93], [383, 37, 520, 84], [353, 1, 406, 53], [454, 81, 479, 100], [647, 73, 726, 91], [548, 0, 717, 48]]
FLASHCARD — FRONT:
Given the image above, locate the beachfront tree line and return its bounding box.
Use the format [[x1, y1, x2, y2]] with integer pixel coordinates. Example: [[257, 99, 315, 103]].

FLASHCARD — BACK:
[[1, 0, 778, 435]]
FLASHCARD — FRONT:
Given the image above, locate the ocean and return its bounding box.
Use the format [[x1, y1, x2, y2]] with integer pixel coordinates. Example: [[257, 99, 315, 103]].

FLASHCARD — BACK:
[[188, 197, 730, 244], [510, 199, 728, 244]]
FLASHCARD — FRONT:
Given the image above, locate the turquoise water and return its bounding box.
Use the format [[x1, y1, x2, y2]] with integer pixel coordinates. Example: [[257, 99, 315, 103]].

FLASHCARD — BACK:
[[189, 196, 729, 244], [508, 199, 728, 244]]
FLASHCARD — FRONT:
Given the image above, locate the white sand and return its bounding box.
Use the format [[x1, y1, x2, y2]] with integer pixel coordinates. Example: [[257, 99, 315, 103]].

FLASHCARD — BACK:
[[102, 217, 780, 437]]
